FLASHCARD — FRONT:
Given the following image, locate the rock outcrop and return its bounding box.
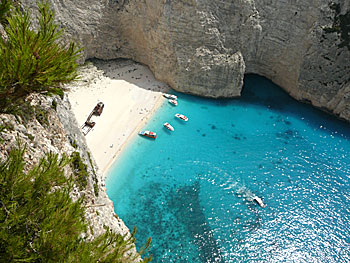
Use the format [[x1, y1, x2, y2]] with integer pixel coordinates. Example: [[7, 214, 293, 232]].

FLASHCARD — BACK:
[[21, 0, 350, 120], [0, 94, 137, 254]]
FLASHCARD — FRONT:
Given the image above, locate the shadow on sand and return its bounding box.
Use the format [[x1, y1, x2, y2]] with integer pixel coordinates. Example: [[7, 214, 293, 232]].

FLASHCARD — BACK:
[[88, 58, 170, 93]]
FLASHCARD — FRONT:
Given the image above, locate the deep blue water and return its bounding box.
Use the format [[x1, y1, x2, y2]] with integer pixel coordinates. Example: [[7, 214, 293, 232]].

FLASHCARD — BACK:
[[106, 75, 350, 262]]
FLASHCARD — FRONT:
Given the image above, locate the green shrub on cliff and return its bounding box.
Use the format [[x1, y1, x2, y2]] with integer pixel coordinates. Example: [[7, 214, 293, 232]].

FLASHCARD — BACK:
[[0, 145, 152, 262], [0, 0, 82, 112], [0, 0, 12, 24], [71, 151, 89, 190]]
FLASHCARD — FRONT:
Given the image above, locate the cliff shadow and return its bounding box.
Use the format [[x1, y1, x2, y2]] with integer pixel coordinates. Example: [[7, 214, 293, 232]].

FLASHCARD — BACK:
[[240, 74, 350, 140], [88, 58, 170, 93]]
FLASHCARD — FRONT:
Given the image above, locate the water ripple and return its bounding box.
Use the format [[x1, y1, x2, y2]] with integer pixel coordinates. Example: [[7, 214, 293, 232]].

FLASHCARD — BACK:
[[107, 75, 350, 262]]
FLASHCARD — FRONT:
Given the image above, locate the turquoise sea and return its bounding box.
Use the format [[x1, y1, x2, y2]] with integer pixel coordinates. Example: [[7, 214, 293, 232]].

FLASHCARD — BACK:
[[106, 75, 350, 262]]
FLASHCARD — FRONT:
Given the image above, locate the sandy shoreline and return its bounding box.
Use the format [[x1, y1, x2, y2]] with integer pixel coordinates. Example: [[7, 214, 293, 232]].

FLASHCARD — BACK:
[[102, 95, 164, 174], [67, 59, 169, 175]]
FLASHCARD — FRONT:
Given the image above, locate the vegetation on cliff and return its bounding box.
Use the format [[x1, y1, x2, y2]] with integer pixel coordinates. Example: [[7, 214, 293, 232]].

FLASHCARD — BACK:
[[0, 1, 152, 262], [0, 0, 12, 24], [0, 0, 81, 112], [0, 145, 152, 262]]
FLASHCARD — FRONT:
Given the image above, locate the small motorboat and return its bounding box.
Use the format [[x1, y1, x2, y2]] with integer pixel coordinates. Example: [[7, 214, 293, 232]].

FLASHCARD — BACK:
[[163, 122, 174, 131], [139, 130, 157, 139], [253, 196, 266, 208], [168, 99, 178, 106], [163, 93, 177, 100], [175, 113, 188, 122]]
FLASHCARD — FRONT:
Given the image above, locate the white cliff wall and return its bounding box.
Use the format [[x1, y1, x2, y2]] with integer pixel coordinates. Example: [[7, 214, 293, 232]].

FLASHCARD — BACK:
[[247, 0, 350, 120], [22, 0, 350, 120]]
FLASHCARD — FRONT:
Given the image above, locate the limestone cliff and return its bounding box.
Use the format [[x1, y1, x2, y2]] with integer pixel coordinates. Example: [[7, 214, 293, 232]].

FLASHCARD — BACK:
[[0, 94, 137, 255], [22, 0, 350, 121]]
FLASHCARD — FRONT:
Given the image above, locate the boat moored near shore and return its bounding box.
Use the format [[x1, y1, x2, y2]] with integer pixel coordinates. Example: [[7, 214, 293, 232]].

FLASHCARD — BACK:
[[164, 122, 175, 131], [163, 93, 177, 100], [168, 99, 178, 106], [175, 113, 188, 122], [139, 130, 157, 139]]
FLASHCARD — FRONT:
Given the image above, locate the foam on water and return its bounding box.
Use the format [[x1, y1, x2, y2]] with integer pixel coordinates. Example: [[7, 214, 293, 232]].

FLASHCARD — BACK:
[[106, 75, 350, 262]]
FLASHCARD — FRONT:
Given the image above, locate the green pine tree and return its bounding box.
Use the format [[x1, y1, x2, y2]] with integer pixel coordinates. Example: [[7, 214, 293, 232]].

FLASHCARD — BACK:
[[0, 0, 12, 24], [0, 0, 82, 112], [0, 145, 152, 262]]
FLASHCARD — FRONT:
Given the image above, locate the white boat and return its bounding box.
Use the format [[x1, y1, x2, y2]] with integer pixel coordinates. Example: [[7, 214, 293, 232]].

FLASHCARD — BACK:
[[175, 113, 188, 122], [139, 130, 157, 139], [163, 122, 174, 131], [253, 196, 266, 208], [163, 93, 177, 100], [168, 99, 178, 106]]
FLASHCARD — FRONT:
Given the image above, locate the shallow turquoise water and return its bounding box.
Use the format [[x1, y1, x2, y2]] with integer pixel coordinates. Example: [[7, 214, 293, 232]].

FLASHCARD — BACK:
[[106, 75, 350, 262]]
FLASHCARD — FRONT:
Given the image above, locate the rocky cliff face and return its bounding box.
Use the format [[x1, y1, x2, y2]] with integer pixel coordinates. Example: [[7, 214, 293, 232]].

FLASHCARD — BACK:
[[0, 94, 136, 250], [21, 0, 350, 120], [22, 0, 350, 120]]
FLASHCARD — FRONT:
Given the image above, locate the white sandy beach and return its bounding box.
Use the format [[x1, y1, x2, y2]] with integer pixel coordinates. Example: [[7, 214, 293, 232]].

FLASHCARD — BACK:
[[67, 60, 169, 175]]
